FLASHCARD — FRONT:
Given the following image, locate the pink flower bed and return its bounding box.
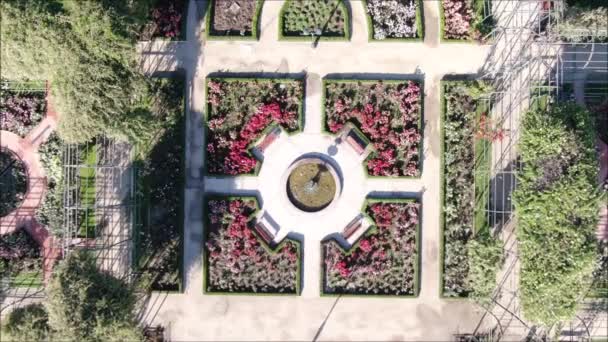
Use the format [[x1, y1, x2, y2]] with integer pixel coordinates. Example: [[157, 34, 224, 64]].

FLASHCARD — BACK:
[[323, 201, 420, 295], [205, 198, 300, 293], [442, 0, 474, 39], [206, 78, 303, 175], [324, 80, 422, 177]]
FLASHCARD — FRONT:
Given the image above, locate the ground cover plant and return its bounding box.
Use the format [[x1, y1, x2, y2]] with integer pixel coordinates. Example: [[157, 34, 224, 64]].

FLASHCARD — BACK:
[[365, 0, 422, 40], [135, 76, 185, 292], [207, 0, 262, 38], [514, 102, 605, 326], [204, 197, 301, 294], [0, 149, 28, 217], [441, 0, 494, 41], [281, 0, 348, 39], [0, 228, 42, 287], [324, 80, 422, 177], [0, 1, 181, 144], [322, 199, 419, 295], [36, 133, 65, 237], [77, 143, 97, 238], [205, 77, 304, 175], [441, 81, 503, 300], [0, 87, 46, 137]]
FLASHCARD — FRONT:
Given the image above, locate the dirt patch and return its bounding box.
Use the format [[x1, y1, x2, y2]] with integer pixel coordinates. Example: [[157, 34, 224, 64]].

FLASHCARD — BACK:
[[211, 0, 258, 36]]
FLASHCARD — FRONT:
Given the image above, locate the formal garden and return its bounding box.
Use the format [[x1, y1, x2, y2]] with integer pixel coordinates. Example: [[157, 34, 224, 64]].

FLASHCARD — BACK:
[[441, 0, 494, 42], [205, 77, 304, 175], [441, 80, 503, 301], [322, 199, 420, 296], [323, 79, 423, 177], [206, 0, 263, 39], [280, 0, 350, 40], [365, 0, 424, 40]]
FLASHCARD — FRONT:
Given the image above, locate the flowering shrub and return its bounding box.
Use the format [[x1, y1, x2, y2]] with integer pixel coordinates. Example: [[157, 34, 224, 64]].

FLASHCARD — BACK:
[[0, 91, 45, 137], [324, 80, 422, 177], [323, 201, 419, 295], [206, 78, 303, 175], [0, 150, 28, 217], [443, 0, 473, 39], [441, 81, 501, 299], [148, 0, 185, 39], [367, 0, 417, 39], [205, 198, 300, 293]]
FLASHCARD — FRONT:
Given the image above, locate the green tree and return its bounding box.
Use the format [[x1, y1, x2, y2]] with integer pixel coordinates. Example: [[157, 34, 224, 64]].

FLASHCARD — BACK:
[[0, 0, 160, 143], [45, 251, 142, 341]]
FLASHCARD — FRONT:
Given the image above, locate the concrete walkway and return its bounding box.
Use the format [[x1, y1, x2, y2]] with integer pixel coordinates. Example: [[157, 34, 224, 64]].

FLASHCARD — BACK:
[[137, 0, 498, 340]]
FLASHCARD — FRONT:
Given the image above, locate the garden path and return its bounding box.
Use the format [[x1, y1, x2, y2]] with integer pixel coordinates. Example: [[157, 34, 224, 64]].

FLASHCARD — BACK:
[[0, 87, 62, 283], [137, 0, 499, 340]]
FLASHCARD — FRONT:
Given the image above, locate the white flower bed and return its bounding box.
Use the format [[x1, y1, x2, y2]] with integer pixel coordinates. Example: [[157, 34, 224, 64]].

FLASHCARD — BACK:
[[366, 0, 417, 40]]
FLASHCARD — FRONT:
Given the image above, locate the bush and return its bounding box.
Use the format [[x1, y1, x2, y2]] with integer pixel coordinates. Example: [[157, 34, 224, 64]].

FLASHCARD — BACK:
[[323, 200, 419, 295], [0, 228, 41, 282], [514, 102, 604, 326], [205, 198, 300, 294], [1, 304, 50, 342], [206, 78, 303, 175], [0, 150, 28, 217], [367, 0, 417, 39], [556, 5, 608, 42], [46, 251, 142, 340], [324, 80, 422, 177]]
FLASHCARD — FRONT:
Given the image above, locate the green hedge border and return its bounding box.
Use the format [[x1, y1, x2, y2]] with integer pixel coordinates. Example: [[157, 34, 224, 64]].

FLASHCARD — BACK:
[[278, 0, 351, 42], [205, 0, 264, 41], [362, 0, 425, 42], [133, 71, 187, 293], [320, 197, 421, 297], [202, 195, 303, 296], [203, 75, 306, 177], [321, 77, 425, 179], [439, 78, 492, 300]]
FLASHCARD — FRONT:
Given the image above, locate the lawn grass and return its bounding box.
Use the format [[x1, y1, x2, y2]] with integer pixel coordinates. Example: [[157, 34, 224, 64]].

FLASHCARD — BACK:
[[78, 143, 97, 238], [10, 270, 43, 288]]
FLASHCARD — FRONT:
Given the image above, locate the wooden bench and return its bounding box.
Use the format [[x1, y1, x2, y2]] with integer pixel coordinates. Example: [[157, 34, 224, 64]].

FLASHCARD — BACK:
[[345, 131, 367, 155], [342, 216, 362, 240], [254, 221, 273, 244]]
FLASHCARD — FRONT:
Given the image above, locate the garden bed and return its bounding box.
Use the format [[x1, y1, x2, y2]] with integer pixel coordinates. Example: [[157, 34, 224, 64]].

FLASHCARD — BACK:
[[322, 199, 420, 296], [134, 76, 185, 292], [440, 0, 494, 42], [77, 143, 97, 238], [36, 133, 65, 238], [280, 0, 350, 40], [140, 0, 189, 41], [323, 79, 423, 177], [0, 149, 28, 218], [204, 196, 301, 295], [0, 228, 43, 288], [364, 0, 424, 41], [205, 77, 304, 175], [0, 84, 46, 138], [556, 0, 607, 43], [206, 0, 264, 40], [440, 80, 502, 300]]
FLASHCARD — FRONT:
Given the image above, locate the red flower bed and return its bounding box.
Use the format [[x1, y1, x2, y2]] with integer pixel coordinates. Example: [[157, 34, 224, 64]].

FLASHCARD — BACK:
[[324, 80, 422, 177], [205, 198, 300, 293], [206, 78, 303, 175], [323, 201, 420, 295]]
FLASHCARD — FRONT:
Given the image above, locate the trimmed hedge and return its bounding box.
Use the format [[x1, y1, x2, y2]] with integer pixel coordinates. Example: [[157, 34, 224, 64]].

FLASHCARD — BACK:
[[203, 195, 302, 295], [514, 102, 605, 326]]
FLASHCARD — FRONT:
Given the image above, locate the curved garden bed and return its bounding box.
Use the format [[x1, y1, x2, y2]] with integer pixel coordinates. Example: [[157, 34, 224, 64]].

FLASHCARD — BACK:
[[322, 199, 420, 296], [280, 0, 350, 40], [0, 149, 28, 218], [204, 196, 301, 294], [206, 0, 264, 40], [0, 85, 46, 138], [205, 77, 304, 175], [364, 0, 424, 41], [323, 79, 423, 177]]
